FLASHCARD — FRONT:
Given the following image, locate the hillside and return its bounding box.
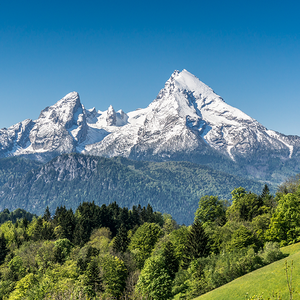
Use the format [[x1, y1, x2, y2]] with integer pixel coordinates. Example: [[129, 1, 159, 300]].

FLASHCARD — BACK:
[[0, 156, 42, 186], [0, 154, 267, 224], [195, 243, 300, 300]]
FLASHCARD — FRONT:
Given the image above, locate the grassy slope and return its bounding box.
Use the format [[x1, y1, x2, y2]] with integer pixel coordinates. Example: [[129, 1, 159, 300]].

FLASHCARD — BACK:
[[195, 243, 300, 300]]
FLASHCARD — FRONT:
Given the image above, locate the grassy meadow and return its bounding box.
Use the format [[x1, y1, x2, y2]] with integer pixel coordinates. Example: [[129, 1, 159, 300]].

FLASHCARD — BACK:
[[195, 243, 300, 300]]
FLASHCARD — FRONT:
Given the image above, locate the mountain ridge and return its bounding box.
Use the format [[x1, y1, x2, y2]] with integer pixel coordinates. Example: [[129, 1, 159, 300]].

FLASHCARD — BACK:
[[1, 69, 299, 184]]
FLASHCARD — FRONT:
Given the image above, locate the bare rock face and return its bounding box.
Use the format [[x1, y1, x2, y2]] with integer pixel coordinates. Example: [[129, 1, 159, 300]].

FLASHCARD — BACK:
[[29, 91, 89, 154], [0, 119, 34, 157]]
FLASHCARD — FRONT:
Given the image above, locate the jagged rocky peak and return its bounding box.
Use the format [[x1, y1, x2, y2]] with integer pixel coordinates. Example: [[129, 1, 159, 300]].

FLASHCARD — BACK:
[[29, 91, 87, 152], [86, 107, 98, 119], [157, 69, 220, 102], [37, 91, 83, 129], [1, 69, 300, 185], [106, 105, 117, 126], [116, 109, 129, 126]]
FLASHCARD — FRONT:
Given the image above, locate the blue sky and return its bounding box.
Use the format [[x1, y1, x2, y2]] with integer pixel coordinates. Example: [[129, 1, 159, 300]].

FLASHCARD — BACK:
[[1, 0, 300, 135]]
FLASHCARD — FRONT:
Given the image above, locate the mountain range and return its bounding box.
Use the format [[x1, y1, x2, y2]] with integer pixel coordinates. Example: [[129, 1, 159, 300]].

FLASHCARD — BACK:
[[1, 69, 299, 184]]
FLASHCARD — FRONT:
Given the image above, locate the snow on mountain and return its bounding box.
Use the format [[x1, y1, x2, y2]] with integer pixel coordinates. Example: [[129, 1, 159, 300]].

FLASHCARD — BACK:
[[84, 69, 299, 163], [1, 69, 300, 182]]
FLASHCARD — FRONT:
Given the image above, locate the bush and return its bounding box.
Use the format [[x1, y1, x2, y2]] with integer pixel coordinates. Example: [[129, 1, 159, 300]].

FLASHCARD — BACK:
[[259, 242, 285, 264]]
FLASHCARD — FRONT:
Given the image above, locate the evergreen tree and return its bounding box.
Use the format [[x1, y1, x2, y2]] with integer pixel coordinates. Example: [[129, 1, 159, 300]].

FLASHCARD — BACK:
[[162, 241, 179, 279], [42, 206, 51, 222], [32, 218, 44, 241], [130, 205, 141, 227], [53, 206, 75, 241], [0, 232, 8, 264], [113, 224, 129, 253], [84, 258, 103, 296], [261, 184, 270, 199], [183, 220, 209, 268], [22, 217, 29, 229]]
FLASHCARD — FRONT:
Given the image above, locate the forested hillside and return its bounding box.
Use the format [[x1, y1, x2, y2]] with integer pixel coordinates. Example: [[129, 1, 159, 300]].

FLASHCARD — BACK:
[[0, 157, 42, 187], [1, 177, 300, 299], [0, 154, 267, 224]]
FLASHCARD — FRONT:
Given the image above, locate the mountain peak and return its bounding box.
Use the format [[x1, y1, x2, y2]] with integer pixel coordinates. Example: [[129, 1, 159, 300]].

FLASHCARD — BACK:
[[57, 91, 80, 108]]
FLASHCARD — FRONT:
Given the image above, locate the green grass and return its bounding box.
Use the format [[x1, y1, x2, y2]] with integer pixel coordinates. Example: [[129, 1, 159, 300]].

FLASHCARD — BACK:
[[194, 242, 300, 300]]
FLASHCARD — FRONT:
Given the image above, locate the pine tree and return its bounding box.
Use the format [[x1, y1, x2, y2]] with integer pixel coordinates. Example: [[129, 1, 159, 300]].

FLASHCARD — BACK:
[[84, 258, 103, 296], [0, 232, 8, 264], [162, 241, 179, 279], [183, 220, 209, 268], [32, 217, 44, 241], [42, 206, 51, 222], [261, 184, 270, 199], [113, 224, 129, 253]]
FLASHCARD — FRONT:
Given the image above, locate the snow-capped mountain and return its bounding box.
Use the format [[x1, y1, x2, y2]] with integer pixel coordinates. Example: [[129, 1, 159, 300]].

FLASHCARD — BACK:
[[1, 69, 300, 183]]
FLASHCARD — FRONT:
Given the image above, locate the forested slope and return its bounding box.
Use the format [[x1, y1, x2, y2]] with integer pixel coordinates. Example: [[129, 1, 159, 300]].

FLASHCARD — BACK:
[[0, 154, 266, 224]]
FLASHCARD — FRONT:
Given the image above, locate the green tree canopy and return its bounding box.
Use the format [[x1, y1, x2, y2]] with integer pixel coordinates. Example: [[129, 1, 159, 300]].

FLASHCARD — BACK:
[[128, 222, 162, 269], [195, 195, 227, 226]]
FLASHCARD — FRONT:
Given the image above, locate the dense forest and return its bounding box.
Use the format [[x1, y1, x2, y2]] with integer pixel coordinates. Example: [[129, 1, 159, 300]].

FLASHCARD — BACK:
[[0, 154, 266, 225], [1, 175, 300, 299]]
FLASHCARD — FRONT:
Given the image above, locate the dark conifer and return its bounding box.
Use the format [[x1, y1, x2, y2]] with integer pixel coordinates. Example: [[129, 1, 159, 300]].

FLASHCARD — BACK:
[[113, 224, 129, 253], [261, 184, 270, 199], [162, 241, 179, 279], [42, 206, 51, 222], [183, 219, 209, 268], [130, 205, 141, 227], [22, 217, 29, 229], [84, 258, 103, 296], [32, 217, 44, 241], [0, 233, 8, 264]]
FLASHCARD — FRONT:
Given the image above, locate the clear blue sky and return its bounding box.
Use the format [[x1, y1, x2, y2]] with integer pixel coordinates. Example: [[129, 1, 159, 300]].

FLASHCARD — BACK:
[[1, 0, 300, 135]]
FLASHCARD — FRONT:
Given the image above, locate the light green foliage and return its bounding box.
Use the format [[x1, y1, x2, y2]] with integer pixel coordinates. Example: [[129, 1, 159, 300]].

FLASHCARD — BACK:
[[7, 256, 26, 281], [163, 213, 178, 234], [100, 254, 127, 298], [129, 222, 162, 269], [260, 242, 284, 265], [227, 188, 264, 222], [36, 241, 56, 270], [185, 247, 266, 299], [0, 221, 26, 249], [194, 244, 300, 300], [14, 241, 44, 275], [266, 193, 300, 246], [195, 195, 227, 226], [229, 225, 260, 252], [184, 257, 212, 299], [136, 254, 173, 300], [172, 269, 190, 298], [251, 214, 271, 243], [25, 260, 79, 299], [169, 226, 189, 262], [88, 228, 112, 255], [54, 238, 73, 264], [8, 273, 38, 300]]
